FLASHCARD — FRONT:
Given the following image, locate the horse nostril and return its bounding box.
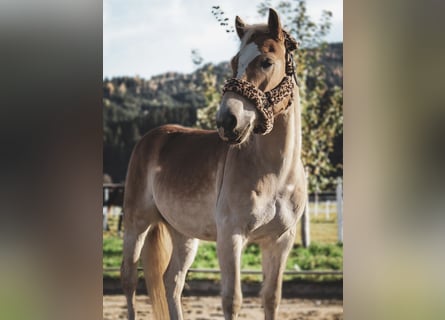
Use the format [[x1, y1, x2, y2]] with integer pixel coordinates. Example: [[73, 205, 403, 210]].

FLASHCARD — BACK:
[[223, 114, 237, 131]]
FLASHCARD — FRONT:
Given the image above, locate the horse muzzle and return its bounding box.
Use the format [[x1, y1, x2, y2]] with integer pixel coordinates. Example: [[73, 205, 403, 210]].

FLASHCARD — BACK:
[[219, 123, 251, 145], [216, 110, 252, 145]]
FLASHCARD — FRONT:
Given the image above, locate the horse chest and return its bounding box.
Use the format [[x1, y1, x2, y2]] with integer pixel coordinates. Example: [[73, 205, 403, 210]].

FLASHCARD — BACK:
[[246, 195, 298, 241]]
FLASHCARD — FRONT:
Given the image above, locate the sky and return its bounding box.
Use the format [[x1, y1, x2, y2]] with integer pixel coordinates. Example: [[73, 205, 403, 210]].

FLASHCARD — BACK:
[[103, 0, 342, 79]]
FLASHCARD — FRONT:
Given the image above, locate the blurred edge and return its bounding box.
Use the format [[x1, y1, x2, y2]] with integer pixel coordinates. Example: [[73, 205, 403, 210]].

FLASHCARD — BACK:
[[0, 1, 102, 320], [345, 0, 445, 319], [1, 0, 445, 319]]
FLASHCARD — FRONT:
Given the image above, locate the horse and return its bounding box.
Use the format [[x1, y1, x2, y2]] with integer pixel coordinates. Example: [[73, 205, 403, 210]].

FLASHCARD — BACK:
[[121, 8, 307, 320]]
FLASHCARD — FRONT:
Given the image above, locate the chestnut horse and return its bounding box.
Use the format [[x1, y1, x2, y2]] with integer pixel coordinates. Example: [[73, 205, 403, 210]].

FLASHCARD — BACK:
[[121, 9, 306, 320]]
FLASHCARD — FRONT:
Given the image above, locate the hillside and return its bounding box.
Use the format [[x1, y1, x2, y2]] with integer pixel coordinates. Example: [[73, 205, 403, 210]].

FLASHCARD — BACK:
[[103, 43, 342, 112]]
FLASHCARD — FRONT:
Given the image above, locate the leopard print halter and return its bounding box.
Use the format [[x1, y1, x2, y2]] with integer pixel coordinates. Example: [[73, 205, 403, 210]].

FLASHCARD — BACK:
[[222, 31, 299, 135]]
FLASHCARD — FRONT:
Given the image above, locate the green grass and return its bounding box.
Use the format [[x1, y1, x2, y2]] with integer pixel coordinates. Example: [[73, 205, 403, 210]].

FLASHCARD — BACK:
[[102, 234, 123, 278], [103, 212, 342, 281]]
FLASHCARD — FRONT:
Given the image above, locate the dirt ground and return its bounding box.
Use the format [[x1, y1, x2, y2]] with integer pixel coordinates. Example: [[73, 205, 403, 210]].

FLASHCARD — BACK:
[[103, 295, 343, 320]]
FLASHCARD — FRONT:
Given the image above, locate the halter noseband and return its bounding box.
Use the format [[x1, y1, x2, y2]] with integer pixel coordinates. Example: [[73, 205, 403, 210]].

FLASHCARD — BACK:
[[222, 31, 299, 135]]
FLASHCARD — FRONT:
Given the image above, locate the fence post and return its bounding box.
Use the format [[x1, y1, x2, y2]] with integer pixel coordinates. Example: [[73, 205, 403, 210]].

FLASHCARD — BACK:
[[314, 192, 319, 215], [103, 187, 110, 231], [301, 168, 310, 247], [301, 203, 310, 248], [325, 200, 330, 220], [336, 178, 343, 243]]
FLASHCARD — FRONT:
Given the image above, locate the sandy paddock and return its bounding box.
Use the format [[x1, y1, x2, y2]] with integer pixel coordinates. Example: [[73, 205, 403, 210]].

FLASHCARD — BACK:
[[103, 295, 343, 320]]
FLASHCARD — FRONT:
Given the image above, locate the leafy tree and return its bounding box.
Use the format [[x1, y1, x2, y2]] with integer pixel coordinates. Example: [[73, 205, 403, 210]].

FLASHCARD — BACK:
[[192, 49, 222, 130], [195, 65, 220, 129]]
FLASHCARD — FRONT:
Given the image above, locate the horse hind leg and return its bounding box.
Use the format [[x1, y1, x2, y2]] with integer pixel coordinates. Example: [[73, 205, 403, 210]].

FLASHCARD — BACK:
[[260, 228, 295, 320], [120, 205, 158, 320]]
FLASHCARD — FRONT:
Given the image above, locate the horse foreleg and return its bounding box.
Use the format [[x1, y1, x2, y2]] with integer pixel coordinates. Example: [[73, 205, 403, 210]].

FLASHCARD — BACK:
[[162, 228, 199, 320], [260, 228, 295, 320], [217, 232, 245, 320], [121, 224, 151, 320]]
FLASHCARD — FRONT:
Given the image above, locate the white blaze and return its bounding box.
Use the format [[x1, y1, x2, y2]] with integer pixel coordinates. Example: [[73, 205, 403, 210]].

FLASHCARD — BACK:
[[237, 42, 261, 78]]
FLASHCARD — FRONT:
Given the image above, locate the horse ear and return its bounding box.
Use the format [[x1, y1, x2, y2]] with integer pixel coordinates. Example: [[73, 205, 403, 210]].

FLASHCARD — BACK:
[[268, 8, 283, 40], [235, 16, 246, 39]]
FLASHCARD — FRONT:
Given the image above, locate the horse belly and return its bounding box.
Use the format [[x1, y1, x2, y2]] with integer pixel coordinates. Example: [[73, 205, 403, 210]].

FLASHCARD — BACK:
[[155, 192, 218, 241]]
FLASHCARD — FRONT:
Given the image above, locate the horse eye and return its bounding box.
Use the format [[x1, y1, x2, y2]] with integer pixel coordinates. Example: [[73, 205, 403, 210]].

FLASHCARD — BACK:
[[261, 59, 273, 69]]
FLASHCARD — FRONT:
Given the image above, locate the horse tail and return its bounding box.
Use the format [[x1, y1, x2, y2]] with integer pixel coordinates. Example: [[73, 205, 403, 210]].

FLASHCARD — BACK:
[[141, 222, 172, 320]]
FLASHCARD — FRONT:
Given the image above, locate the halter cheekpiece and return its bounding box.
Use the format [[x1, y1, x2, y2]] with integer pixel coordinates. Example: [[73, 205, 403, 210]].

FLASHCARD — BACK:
[[222, 31, 299, 135]]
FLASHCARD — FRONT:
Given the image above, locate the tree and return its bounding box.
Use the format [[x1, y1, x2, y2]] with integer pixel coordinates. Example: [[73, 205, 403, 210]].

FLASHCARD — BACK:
[[192, 50, 222, 130], [195, 65, 220, 129]]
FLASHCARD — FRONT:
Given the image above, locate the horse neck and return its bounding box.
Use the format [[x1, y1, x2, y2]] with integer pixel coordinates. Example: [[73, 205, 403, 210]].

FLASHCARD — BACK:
[[250, 85, 301, 173]]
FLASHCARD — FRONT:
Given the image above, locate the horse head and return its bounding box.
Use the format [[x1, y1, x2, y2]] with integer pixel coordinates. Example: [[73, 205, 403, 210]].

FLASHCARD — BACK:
[[216, 8, 299, 145]]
